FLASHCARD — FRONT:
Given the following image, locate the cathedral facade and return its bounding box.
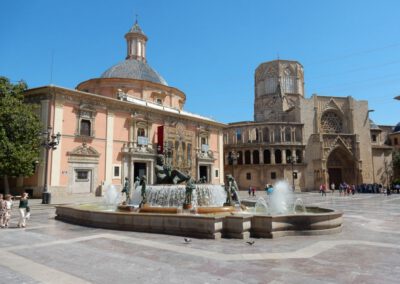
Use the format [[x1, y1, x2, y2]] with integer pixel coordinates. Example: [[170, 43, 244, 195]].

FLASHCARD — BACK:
[[19, 21, 225, 197], [224, 60, 393, 191]]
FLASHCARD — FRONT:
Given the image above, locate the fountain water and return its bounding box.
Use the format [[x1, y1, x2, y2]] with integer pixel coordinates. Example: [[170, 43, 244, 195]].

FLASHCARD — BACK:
[[254, 197, 269, 214], [268, 180, 292, 214], [103, 184, 120, 206], [293, 198, 306, 214], [131, 184, 226, 207]]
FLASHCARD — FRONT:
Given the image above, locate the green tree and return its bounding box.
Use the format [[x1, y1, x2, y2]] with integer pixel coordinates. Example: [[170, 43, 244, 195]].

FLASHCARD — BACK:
[[0, 76, 41, 194]]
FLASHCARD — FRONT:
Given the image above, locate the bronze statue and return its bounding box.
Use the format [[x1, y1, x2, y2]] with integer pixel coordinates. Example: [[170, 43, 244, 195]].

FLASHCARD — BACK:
[[139, 175, 147, 208], [183, 176, 196, 209], [224, 174, 240, 206], [121, 177, 130, 203], [155, 154, 189, 184]]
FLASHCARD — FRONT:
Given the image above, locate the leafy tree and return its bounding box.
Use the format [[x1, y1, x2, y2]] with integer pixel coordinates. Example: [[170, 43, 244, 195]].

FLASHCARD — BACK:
[[0, 76, 41, 194]]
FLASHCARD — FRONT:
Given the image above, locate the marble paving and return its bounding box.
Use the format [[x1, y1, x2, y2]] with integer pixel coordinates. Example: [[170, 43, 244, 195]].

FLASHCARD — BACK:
[[1, 192, 400, 283]]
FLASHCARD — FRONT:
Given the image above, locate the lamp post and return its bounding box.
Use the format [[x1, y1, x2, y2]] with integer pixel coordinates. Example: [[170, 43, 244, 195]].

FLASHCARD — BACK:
[[41, 126, 61, 204], [287, 155, 299, 192]]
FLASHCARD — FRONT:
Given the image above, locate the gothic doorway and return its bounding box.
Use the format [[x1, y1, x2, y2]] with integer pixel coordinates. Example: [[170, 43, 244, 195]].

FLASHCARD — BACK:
[[328, 168, 342, 189], [327, 147, 356, 186]]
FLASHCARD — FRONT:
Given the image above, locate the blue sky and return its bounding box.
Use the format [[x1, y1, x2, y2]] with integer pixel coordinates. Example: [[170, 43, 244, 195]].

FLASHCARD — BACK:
[[1, 0, 399, 125]]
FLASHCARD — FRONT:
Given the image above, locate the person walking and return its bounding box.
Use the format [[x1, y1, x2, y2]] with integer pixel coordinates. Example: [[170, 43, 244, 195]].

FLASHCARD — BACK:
[[330, 182, 335, 194], [248, 186, 252, 197], [4, 195, 13, 228], [18, 192, 29, 228], [252, 186, 256, 197]]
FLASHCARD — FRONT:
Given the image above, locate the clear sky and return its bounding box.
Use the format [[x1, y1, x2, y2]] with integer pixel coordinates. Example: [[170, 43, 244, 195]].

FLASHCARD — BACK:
[[1, 0, 399, 125]]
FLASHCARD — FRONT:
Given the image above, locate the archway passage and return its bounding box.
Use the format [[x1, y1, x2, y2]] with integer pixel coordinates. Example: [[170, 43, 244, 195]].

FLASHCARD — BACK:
[[327, 147, 356, 188]]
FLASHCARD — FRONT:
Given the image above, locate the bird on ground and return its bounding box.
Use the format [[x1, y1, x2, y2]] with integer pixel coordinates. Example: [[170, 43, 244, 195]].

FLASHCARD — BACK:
[[246, 240, 255, 245], [184, 237, 192, 243]]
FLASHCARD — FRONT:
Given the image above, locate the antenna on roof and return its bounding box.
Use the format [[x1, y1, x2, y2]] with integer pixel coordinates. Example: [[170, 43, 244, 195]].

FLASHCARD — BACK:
[[135, 13, 139, 24]]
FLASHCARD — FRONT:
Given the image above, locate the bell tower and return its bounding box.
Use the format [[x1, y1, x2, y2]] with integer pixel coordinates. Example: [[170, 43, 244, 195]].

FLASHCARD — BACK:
[[254, 60, 304, 122]]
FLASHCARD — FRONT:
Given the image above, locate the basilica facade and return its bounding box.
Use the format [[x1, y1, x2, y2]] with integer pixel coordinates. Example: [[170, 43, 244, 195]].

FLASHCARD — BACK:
[[224, 60, 393, 191], [20, 21, 225, 197]]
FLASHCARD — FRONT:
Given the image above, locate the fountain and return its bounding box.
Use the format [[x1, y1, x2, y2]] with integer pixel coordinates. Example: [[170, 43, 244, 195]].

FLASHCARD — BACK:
[[55, 172, 342, 239]]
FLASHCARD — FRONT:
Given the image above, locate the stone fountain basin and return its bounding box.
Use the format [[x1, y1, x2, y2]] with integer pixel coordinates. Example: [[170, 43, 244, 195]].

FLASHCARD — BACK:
[[117, 204, 235, 214], [55, 205, 342, 239], [55, 205, 225, 239], [247, 206, 343, 238]]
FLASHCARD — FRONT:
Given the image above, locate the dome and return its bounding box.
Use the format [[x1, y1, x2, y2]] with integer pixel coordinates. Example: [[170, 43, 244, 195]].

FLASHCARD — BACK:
[[394, 122, 400, 133], [101, 59, 168, 86]]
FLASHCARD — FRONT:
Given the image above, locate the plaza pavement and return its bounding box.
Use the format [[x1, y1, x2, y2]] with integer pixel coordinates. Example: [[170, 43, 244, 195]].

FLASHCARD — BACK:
[[1, 191, 400, 283]]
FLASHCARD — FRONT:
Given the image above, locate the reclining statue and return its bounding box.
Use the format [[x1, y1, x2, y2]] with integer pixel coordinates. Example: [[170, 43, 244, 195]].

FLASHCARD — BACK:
[[155, 154, 189, 184]]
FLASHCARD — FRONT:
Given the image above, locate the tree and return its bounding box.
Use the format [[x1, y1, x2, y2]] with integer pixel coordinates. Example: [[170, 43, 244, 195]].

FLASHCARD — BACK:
[[0, 76, 41, 194]]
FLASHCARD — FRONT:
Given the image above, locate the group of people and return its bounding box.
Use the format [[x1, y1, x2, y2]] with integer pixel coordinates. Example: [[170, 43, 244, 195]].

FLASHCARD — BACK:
[[0, 192, 30, 228], [248, 186, 257, 197], [319, 182, 356, 196]]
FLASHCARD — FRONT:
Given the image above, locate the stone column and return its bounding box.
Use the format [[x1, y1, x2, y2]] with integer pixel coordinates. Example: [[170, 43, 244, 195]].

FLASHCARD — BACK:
[[259, 148, 264, 164], [105, 111, 114, 185], [282, 149, 287, 165], [51, 100, 64, 187], [271, 148, 275, 165]]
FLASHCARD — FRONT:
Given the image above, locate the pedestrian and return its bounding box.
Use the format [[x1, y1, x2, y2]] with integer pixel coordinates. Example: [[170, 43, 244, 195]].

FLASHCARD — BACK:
[[0, 194, 6, 228], [320, 184, 326, 196], [330, 182, 335, 194], [18, 192, 29, 228], [252, 187, 256, 197], [248, 186, 252, 197], [4, 195, 13, 228]]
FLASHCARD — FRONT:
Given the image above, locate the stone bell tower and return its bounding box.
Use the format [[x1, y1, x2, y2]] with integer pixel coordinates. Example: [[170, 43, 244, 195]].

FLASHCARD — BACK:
[[254, 60, 304, 122]]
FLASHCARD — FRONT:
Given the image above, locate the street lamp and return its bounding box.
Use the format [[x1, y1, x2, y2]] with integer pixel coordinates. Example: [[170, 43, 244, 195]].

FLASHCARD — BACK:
[[41, 126, 61, 204], [287, 155, 299, 192]]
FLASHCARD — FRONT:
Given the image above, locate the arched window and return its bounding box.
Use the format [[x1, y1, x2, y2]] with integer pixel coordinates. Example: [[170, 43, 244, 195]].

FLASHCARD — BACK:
[[263, 127, 270, 142], [236, 129, 242, 142], [296, 150, 302, 163], [295, 128, 302, 142], [321, 111, 343, 133], [285, 127, 291, 142], [80, 119, 91, 136], [263, 150, 271, 164], [274, 128, 281, 142], [137, 127, 147, 145], [253, 150, 260, 164], [137, 128, 145, 137], [237, 151, 243, 165], [275, 149, 282, 164], [286, 149, 292, 162], [80, 119, 92, 136], [245, 151, 251, 164]]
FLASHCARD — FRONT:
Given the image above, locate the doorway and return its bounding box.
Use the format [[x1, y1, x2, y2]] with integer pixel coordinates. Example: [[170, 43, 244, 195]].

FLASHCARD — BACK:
[[134, 163, 147, 180], [199, 165, 209, 182], [327, 147, 355, 185], [328, 168, 342, 189]]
